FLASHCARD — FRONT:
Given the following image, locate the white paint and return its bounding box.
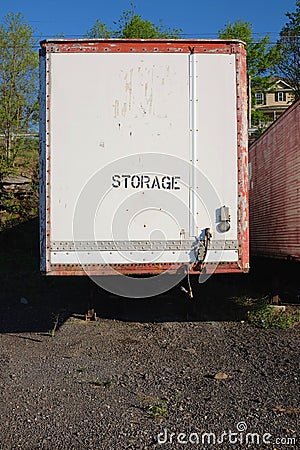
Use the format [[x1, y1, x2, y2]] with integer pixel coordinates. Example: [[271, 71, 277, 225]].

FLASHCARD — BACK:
[[50, 249, 238, 264], [49, 53, 190, 243], [194, 54, 238, 242]]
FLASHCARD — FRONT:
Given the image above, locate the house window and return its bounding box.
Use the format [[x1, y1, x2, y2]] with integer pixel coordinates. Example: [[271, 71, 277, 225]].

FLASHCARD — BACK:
[[255, 92, 265, 105], [275, 91, 286, 102]]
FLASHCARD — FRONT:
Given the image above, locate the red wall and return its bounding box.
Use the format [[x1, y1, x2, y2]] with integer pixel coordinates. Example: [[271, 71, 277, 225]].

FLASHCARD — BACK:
[[249, 98, 300, 260]]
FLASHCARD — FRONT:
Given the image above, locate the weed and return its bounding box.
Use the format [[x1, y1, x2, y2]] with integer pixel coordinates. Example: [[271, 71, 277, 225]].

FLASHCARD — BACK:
[[147, 400, 167, 419], [48, 313, 60, 337], [77, 367, 87, 373], [232, 295, 255, 308], [137, 392, 168, 419], [248, 302, 300, 329], [93, 379, 114, 388], [234, 296, 300, 329]]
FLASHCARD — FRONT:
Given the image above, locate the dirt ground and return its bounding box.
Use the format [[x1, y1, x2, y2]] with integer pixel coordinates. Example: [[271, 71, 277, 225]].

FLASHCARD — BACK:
[[0, 219, 299, 449]]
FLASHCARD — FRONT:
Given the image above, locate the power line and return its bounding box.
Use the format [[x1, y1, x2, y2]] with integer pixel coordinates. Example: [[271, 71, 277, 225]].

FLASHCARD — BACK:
[[32, 33, 300, 39], [1, 34, 299, 50]]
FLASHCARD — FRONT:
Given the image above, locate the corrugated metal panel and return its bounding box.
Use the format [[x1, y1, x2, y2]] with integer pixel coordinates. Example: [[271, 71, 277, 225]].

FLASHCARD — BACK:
[[249, 97, 300, 260]]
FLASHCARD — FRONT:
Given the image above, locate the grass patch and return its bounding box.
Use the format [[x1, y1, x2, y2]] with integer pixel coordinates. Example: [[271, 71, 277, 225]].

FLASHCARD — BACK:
[[137, 393, 168, 419], [233, 296, 300, 329], [146, 401, 167, 419]]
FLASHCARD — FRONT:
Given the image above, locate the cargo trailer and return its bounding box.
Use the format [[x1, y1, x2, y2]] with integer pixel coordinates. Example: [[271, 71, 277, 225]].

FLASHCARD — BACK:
[[249, 97, 300, 261], [39, 39, 249, 295]]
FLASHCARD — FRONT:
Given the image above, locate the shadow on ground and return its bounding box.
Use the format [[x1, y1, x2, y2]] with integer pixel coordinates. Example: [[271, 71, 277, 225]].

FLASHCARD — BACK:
[[0, 218, 299, 334]]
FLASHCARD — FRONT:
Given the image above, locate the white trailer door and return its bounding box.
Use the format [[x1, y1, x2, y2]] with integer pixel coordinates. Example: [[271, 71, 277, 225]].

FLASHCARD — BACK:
[[50, 53, 190, 255], [46, 50, 238, 266], [192, 53, 239, 264]]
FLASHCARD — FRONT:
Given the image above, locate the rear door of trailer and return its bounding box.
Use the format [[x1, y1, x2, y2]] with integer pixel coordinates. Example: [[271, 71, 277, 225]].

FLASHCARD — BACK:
[[40, 39, 248, 275]]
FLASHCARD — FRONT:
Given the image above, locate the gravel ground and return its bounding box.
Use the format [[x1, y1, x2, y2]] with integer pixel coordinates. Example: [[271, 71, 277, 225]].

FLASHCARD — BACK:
[[0, 286, 299, 450]]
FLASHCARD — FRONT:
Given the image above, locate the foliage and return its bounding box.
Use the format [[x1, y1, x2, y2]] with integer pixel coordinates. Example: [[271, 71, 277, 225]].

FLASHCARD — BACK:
[[85, 20, 114, 39], [276, 1, 300, 98], [137, 392, 168, 419], [233, 296, 300, 329], [0, 184, 39, 231], [0, 13, 38, 179], [0, 141, 39, 231], [248, 302, 300, 329], [218, 19, 281, 104], [86, 3, 181, 39], [251, 108, 270, 133], [146, 400, 167, 419]]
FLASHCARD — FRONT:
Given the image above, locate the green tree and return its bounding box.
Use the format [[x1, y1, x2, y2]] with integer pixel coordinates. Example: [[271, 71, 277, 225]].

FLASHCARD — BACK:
[[276, 1, 300, 98], [218, 20, 280, 91], [0, 12, 38, 178], [86, 4, 181, 39], [218, 20, 281, 129], [85, 20, 114, 39]]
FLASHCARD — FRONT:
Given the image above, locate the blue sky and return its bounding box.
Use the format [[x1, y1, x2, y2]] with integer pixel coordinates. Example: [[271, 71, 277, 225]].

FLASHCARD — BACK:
[[0, 0, 296, 42]]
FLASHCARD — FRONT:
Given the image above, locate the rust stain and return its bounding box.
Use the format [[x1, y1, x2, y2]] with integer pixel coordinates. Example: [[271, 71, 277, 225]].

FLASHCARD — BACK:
[[124, 68, 133, 111], [235, 46, 249, 272], [113, 100, 119, 118], [46, 261, 243, 276], [41, 40, 244, 55], [122, 102, 127, 117]]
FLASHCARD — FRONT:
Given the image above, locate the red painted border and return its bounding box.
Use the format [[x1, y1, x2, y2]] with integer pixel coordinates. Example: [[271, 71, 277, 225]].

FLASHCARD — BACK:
[[235, 46, 250, 272], [45, 262, 242, 276], [41, 39, 244, 55]]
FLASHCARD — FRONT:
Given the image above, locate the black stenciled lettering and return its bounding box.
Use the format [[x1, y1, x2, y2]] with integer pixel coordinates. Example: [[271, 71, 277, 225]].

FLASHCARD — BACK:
[[111, 174, 121, 188], [112, 174, 181, 189], [172, 176, 181, 190], [142, 175, 150, 189], [131, 175, 141, 188], [121, 175, 130, 188], [161, 176, 171, 189], [151, 175, 161, 189]]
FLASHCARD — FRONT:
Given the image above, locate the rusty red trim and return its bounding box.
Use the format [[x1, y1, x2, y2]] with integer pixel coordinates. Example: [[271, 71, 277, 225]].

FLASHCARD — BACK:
[[40, 39, 244, 55], [235, 46, 250, 272], [45, 262, 242, 276]]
